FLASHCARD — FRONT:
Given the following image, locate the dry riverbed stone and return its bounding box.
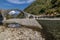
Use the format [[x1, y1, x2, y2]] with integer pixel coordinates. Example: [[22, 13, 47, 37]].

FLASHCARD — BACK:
[[0, 26, 45, 40]]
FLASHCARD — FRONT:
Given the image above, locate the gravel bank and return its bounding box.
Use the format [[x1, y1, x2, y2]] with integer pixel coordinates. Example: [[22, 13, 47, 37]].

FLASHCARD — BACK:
[[0, 26, 45, 40]]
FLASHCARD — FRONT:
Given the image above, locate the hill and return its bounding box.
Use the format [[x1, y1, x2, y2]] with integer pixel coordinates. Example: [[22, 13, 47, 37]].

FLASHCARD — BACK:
[[24, 0, 60, 15]]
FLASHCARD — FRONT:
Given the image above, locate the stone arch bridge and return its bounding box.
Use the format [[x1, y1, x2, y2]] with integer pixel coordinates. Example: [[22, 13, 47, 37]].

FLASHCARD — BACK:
[[1, 9, 60, 30]]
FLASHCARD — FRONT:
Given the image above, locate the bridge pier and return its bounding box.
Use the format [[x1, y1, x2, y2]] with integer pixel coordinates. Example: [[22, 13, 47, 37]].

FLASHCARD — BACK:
[[33, 16, 35, 19]]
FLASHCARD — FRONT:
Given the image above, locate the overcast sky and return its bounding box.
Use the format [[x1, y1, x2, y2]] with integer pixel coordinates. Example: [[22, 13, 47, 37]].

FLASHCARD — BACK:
[[0, 0, 35, 10]]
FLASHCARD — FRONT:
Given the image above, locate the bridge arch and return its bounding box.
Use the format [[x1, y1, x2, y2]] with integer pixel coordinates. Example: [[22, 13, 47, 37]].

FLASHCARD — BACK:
[[29, 15, 34, 18]]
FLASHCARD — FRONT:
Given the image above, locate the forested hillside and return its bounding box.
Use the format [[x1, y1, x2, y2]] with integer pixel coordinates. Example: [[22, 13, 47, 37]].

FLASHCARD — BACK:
[[24, 0, 60, 15]]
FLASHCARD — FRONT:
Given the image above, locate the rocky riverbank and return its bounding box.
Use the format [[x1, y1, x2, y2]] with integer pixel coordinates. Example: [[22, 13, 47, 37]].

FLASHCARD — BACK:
[[0, 26, 45, 40]]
